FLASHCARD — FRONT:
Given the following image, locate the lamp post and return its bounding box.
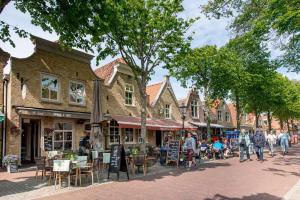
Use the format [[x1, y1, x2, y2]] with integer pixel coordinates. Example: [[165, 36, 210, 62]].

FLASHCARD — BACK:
[[179, 102, 188, 137]]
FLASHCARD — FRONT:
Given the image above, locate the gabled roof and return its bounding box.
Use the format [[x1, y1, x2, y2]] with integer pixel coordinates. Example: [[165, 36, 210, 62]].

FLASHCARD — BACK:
[[177, 98, 186, 106], [94, 58, 127, 84], [146, 76, 178, 108], [146, 82, 164, 105]]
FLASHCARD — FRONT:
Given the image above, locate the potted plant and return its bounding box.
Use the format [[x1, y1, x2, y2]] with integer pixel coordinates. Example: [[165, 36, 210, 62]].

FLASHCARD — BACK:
[[2, 155, 19, 173]]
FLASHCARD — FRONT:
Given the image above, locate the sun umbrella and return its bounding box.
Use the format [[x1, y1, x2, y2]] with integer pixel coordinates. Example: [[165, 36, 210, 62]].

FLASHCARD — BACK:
[[90, 79, 104, 151]]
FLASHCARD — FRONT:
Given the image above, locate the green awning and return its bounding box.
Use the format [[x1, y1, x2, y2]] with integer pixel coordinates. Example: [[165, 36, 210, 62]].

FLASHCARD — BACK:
[[0, 112, 4, 122]]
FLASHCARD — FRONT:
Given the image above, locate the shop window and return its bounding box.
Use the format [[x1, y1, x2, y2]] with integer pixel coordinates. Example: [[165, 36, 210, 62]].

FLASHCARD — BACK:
[[41, 74, 59, 101], [165, 104, 171, 119], [125, 83, 134, 105], [125, 128, 134, 143], [217, 110, 222, 121], [191, 100, 198, 118], [69, 81, 86, 105], [109, 120, 119, 143], [225, 112, 230, 122], [53, 122, 73, 150]]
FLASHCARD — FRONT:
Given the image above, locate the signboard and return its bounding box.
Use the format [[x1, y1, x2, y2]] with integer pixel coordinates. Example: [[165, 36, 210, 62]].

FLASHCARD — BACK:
[[9, 164, 18, 173], [44, 135, 53, 151], [108, 145, 129, 180], [166, 140, 180, 167]]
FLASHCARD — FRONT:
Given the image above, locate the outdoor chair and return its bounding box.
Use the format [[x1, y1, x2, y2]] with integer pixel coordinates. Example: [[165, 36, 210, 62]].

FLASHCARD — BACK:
[[102, 153, 111, 172], [34, 156, 47, 181], [76, 156, 94, 185], [132, 154, 147, 176], [53, 160, 72, 189]]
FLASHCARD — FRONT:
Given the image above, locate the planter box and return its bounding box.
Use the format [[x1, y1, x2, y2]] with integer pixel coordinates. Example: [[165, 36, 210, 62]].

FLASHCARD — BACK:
[[7, 164, 18, 173]]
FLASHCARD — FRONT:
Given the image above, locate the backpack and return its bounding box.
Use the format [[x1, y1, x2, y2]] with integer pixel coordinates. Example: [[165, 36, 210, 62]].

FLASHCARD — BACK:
[[254, 133, 263, 147]]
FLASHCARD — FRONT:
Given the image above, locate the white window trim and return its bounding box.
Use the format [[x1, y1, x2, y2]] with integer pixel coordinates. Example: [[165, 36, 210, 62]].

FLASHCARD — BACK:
[[40, 73, 60, 103], [191, 100, 199, 118], [217, 110, 223, 121], [165, 104, 171, 119], [69, 80, 86, 106], [225, 112, 230, 122], [124, 83, 135, 106], [124, 128, 135, 144], [109, 121, 120, 145], [52, 121, 74, 151]]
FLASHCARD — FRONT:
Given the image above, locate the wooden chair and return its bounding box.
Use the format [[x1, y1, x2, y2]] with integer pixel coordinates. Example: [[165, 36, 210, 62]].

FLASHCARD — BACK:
[[35, 157, 46, 181], [76, 156, 94, 186], [132, 154, 147, 176], [53, 160, 71, 189]]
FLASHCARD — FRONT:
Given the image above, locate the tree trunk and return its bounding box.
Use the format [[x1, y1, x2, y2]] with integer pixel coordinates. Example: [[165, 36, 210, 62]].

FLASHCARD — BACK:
[[280, 119, 284, 129], [255, 109, 260, 128], [235, 93, 241, 131], [287, 120, 290, 133], [204, 87, 211, 142], [139, 78, 147, 153], [267, 111, 272, 133]]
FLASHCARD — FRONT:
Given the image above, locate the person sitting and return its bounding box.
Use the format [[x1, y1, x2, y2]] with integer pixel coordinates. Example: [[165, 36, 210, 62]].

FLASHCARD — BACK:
[[212, 139, 224, 159], [223, 139, 231, 158], [199, 140, 209, 159]]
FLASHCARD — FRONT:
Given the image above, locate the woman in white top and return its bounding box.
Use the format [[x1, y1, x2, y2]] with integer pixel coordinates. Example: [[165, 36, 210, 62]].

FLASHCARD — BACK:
[[267, 131, 277, 157]]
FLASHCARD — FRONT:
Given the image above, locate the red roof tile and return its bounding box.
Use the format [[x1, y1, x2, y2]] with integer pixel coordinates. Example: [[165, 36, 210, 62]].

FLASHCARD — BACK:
[[94, 58, 126, 84], [146, 82, 164, 105]]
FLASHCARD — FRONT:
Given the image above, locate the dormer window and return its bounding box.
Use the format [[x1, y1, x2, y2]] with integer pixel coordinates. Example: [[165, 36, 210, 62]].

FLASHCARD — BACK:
[[225, 112, 230, 122], [125, 83, 134, 106], [69, 81, 86, 105], [41, 73, 59, 102], [191, 100, 198, 118], [165, 104, 171, 119], [217, 110, 222, 121]]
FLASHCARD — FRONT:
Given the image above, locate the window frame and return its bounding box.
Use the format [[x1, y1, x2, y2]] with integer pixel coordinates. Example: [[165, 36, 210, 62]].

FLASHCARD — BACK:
[[191, 100, 199, 118], [52, 122, 74, 151], [124, 83, 134, 106], [109, 120, 120, 144], [40, 73, 60, 102], [165, 104, 171, 119], [225, 112, 230, 122], [217, 110, 223, 121], [69, 80, 86, 106], [124, 128, 134, 144]]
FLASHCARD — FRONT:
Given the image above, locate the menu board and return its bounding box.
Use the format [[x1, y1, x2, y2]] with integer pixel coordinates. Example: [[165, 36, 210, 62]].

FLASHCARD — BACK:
[[44, 135, 53, 151], [167, 140, 180, 166], [108, 144, 129, 180]]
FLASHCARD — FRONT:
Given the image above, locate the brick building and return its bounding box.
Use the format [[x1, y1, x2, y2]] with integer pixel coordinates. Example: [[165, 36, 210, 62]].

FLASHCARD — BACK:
[[3, 36, 98, 164]]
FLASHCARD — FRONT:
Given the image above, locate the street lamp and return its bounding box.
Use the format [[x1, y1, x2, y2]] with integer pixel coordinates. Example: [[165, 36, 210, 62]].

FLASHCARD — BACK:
[[179, 102, 188, 136]]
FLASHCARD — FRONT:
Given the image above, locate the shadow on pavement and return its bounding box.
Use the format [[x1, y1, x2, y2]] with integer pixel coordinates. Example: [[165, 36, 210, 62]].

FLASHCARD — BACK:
[[204, 193, 281, 200], [263, 167, 300, 177]]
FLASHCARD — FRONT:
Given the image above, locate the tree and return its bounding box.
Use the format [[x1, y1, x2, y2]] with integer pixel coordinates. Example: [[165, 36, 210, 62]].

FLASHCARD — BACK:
[[167, 45, 229, 142], [202, 0, 300, 73]]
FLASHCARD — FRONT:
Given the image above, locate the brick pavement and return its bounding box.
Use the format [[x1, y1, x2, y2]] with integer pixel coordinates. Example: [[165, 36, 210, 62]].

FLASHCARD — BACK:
[[37, 145, 300, 200]]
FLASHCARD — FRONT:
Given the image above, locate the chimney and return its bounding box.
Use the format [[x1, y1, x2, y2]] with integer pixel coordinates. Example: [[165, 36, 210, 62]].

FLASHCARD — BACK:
[[164, 75, 170, 82]]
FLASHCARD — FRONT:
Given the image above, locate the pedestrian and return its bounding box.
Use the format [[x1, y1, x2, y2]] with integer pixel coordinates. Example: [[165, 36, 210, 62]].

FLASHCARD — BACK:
[[279, 128, 290, 155], [253, 127, 266, 161], [238, 129, 251, 162], [184, 132, 196, 170], [266, 130, 277, 157], [212, 139, 224, 159]]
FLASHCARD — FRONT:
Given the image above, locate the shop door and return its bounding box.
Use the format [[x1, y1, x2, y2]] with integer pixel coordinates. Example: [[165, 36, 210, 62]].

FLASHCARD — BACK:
[[21, 119, 41, 164], [156, 131, 162, 147]]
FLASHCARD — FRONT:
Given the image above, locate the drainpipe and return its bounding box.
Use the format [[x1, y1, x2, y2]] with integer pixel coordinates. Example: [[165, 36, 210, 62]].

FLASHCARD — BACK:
[[2, 74, 9, 162]]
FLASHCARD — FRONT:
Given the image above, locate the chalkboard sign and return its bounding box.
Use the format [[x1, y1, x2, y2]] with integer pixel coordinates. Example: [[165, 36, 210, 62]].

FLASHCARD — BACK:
[[9, 164, 18, 173], [108, 145, 129, 180], [167, 140, 180, 167], [44, 135, 53, 151]]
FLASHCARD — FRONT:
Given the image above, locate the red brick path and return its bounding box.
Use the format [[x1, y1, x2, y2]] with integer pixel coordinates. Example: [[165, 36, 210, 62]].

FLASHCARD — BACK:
[[38, 145, 300, 200]]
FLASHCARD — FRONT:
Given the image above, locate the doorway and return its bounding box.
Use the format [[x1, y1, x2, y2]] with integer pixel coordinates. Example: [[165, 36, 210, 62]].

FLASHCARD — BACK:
[[156, 131, 162, 147], [21, 119, 41, 164]]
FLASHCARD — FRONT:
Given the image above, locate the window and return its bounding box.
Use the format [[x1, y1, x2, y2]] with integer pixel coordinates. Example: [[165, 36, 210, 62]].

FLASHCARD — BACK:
[[217, 110, 222, 121], [225, 112, 230, 122], [41, 74, 59, 101], [69, 81, 86, 105], [109, 120, 120, 143], [191, 100, 198, 118], [165, 104, 171, 119], [53, 122, 73, 150], [125, 84, 134, 105], [125, 128, 134, 143]]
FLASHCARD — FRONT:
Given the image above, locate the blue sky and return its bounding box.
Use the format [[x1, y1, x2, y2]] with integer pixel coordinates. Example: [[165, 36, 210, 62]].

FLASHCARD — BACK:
[[0, 0, 299, 99]]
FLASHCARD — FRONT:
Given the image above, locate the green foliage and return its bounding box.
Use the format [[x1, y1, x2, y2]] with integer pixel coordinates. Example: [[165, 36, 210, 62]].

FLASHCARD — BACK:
[[202, 0, 300, 72]]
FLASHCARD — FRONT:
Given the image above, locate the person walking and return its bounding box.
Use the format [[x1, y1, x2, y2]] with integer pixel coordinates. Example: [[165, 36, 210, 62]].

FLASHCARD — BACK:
[[279, 128, 290, 155], [253, 127, 266, 161], [238, 129, 251, 162], [184, 132, 196, 170], [267, 131, 277, 157]]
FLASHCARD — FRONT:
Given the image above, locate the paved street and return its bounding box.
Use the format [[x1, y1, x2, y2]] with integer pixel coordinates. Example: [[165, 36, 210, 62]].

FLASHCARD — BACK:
[[35, 145, 300, 200]]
